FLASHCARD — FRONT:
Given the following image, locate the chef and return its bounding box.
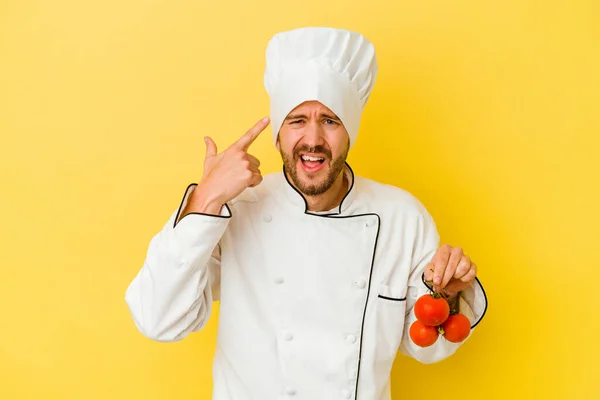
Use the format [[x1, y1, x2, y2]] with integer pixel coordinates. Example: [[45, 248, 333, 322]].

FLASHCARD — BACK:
[[125, 27, 488, 400]]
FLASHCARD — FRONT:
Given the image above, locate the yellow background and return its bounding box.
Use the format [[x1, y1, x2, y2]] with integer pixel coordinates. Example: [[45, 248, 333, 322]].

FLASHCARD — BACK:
[[1, 0, 599, 399]]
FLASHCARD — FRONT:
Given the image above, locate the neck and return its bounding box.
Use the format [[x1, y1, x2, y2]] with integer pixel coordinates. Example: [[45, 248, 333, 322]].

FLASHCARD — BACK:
[[302, 170, 349, 212]]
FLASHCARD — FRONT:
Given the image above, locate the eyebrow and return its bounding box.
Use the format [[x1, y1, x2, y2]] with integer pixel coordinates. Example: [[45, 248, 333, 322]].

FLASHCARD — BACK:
[[285, 113, 341, 121]]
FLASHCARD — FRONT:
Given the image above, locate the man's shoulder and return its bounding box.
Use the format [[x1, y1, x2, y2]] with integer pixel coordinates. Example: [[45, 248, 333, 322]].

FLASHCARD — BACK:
[[354, 175, 430, 217]]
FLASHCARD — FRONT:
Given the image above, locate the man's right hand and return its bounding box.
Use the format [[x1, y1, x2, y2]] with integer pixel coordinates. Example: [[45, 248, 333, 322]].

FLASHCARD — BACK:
[[180, 117, 270, 218]]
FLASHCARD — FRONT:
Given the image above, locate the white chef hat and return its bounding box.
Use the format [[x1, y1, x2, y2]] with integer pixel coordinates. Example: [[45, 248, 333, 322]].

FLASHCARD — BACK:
[[264, 27, 378, 148]]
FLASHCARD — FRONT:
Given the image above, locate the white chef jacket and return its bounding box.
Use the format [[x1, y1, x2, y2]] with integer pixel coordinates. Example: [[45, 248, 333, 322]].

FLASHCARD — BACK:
[[125, 164, 488, 400]]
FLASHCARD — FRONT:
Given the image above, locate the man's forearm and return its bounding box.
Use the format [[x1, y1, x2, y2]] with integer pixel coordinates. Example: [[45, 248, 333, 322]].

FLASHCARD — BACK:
[[177, 185, 225, 225]]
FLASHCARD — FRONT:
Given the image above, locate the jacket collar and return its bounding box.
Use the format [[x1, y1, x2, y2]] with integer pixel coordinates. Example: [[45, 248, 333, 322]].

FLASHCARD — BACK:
[[281, 162, 356, 216]]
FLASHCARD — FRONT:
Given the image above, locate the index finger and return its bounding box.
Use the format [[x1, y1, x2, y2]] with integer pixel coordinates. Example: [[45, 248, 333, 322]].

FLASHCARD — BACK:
[[432, 245, 451, 290], [234, 117, 270, 151]]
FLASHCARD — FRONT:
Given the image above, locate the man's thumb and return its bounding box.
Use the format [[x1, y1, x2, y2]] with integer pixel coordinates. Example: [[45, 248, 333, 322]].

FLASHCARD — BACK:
[[204, 136, 217, 158]]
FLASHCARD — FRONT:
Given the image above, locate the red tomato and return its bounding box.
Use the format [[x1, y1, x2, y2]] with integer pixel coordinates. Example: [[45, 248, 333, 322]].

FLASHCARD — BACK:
[[441, 314, 471, 343], [409, 320, 439, 347], [414, 294, 450, 326]]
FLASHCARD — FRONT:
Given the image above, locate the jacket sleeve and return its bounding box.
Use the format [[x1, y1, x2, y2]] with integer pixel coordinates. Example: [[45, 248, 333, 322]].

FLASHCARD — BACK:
[[125, 184, 231, 342], [398, 209, 488, 364]]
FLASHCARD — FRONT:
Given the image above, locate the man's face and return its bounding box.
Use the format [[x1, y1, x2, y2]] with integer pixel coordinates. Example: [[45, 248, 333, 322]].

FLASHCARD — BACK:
[[276, 101, 350, 196]]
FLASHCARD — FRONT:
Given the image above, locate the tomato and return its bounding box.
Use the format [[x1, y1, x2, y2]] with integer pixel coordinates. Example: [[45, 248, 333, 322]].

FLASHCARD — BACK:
[[409, 320, 439, 347], [414, 294, 450, 326], [441, 313, 471, 343]]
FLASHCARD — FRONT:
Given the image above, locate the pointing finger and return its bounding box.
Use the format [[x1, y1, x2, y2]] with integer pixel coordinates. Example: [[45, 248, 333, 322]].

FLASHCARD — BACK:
[[235, 117, 270, 151]]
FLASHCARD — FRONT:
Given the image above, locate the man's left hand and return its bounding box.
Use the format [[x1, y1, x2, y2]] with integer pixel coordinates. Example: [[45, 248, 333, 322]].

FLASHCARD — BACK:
[[424, 244, 477, 298]]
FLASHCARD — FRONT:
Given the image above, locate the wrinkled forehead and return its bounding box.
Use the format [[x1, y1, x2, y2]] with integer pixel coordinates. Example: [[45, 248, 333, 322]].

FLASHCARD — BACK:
[[286, 100, 340, 118]]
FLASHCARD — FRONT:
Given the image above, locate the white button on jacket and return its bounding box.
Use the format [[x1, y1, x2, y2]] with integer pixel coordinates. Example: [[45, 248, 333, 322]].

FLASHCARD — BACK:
[[125, 165, 488, 400]]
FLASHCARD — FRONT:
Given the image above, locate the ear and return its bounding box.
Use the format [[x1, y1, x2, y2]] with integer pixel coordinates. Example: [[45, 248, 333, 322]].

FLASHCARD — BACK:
[[275, 135, 281, 152]]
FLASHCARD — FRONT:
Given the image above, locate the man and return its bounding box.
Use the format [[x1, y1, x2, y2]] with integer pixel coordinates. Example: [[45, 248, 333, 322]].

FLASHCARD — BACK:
[[125, 27, 487, 400]]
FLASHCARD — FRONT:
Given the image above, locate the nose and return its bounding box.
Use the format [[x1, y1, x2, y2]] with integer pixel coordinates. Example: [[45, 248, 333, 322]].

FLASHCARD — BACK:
[[302, 120, 326, 148]]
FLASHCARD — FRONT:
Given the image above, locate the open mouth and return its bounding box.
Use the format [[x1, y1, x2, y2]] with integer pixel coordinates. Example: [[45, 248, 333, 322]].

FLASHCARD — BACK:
[[299, 154, 326, 173]]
